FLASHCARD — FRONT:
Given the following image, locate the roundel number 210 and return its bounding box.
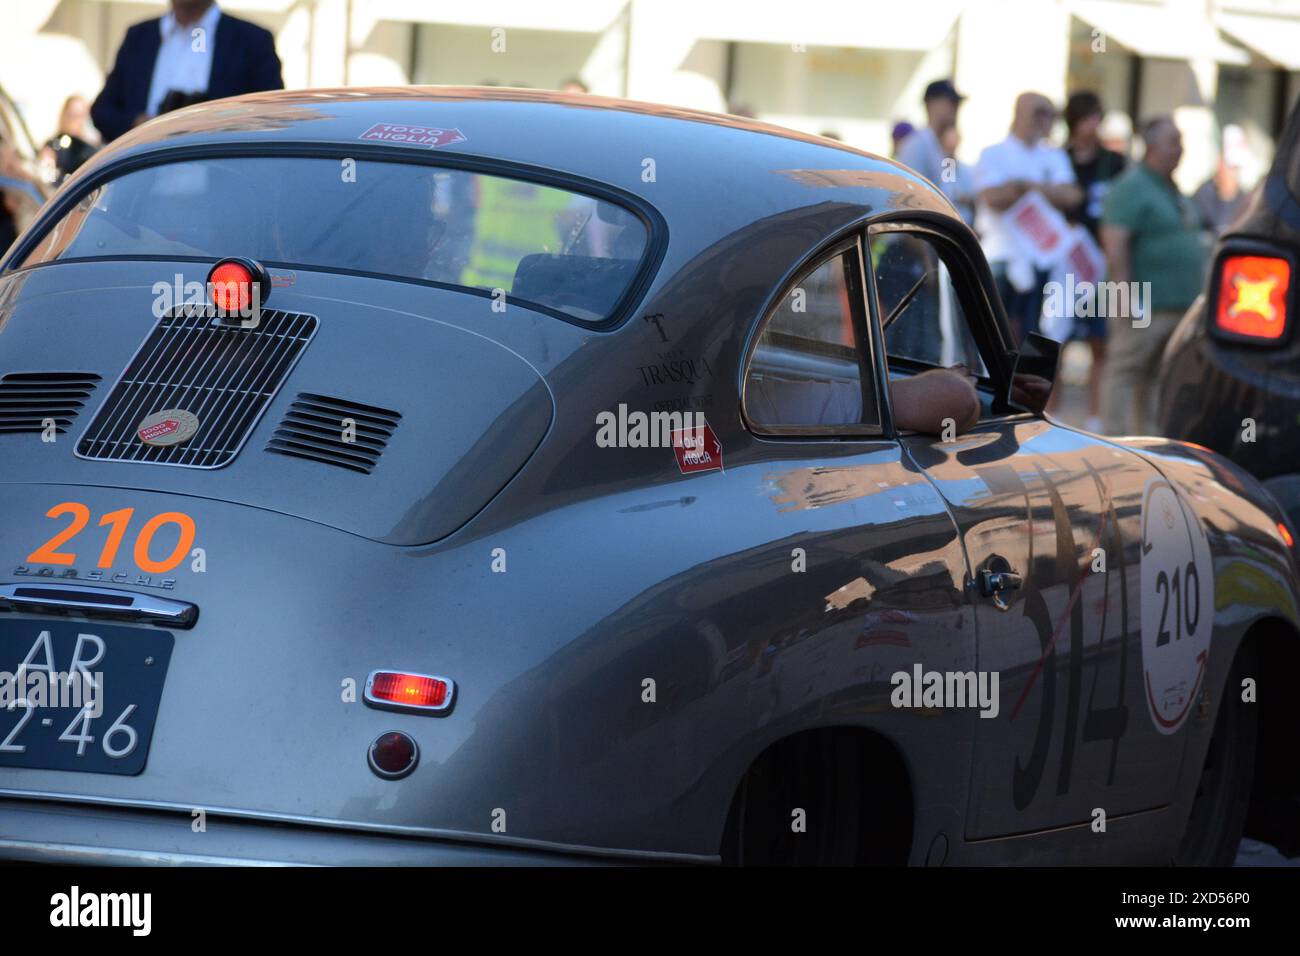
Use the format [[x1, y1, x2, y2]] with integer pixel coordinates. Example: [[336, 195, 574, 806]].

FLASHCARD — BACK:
[[26, 502, 196, 574]]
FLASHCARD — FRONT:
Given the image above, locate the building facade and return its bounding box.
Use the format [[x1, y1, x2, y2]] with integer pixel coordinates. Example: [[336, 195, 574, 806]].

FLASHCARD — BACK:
[[4, 0, 1300, 191]]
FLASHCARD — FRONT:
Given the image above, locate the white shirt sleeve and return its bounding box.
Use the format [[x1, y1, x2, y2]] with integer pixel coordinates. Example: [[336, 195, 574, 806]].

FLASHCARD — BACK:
[[973, 143, 1007, 192]]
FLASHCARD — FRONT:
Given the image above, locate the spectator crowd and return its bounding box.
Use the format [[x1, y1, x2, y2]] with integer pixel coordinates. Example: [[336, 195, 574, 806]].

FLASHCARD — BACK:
[[891, 78, 1253, 435]]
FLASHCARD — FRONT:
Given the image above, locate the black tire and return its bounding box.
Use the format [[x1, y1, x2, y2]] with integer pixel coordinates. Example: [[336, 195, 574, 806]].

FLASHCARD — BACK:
[[1173, 643, 1258, 865], [722, 732, 863, 865]]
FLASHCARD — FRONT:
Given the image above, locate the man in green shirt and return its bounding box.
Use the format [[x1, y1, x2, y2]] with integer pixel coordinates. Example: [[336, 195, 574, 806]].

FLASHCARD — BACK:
[[1099, 115, 1208, 434]]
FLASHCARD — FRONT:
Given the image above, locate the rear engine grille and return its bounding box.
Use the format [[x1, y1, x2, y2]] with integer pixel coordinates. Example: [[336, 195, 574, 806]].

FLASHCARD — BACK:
[[265, 393, 401, 474], [76, 307, 317, 468], [0, 372, 101, 434]]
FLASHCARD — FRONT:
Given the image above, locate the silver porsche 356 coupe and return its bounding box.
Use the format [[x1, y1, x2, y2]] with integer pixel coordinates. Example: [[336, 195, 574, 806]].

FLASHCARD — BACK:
[[0, 88, 1297, 866]]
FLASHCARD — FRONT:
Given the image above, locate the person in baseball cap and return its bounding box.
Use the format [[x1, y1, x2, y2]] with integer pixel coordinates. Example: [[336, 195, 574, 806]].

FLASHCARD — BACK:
[[924, 79, 965, 107], [897, 79, 966, 188]]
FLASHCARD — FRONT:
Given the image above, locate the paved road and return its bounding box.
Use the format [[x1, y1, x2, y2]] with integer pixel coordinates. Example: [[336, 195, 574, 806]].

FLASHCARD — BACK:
[[1236, 838, 1300, 866]]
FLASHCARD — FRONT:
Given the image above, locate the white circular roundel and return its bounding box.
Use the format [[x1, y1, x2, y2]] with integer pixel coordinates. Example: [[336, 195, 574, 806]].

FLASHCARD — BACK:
[[136, 408, 199, 447], [1140, 478, 1214, 735]]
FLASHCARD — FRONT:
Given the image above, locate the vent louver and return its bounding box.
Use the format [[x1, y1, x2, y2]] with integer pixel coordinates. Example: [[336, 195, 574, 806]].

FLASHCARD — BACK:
[[0, 372, 101, 434], [76, 307, 317, 468], [265, 393, 401, 474]]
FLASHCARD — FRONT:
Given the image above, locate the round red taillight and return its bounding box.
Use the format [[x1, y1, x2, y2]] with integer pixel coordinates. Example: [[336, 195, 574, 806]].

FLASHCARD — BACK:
[[368, 731, 419, 780], [206, 257, 270, 318], [208, 261, 254, 313]]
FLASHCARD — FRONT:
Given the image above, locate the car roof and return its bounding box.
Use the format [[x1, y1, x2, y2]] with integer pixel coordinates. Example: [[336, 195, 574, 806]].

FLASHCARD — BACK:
[[72, 87, 956, 234]]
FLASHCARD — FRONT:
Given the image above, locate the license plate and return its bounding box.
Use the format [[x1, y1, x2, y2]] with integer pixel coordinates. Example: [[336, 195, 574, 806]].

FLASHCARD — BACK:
[[0, 619, 173, 776]]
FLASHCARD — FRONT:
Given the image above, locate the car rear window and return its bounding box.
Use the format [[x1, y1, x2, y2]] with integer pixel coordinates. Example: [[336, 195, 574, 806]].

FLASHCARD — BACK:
[[20, 156, 650, 323]]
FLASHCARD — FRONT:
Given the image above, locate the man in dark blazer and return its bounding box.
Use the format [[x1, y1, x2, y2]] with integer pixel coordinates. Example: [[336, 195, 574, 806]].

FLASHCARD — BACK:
[[92, 1, 283, 143]]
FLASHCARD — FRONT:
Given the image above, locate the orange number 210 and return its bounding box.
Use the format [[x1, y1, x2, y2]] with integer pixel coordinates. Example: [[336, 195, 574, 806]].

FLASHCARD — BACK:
[[27, 502, 196, 574]]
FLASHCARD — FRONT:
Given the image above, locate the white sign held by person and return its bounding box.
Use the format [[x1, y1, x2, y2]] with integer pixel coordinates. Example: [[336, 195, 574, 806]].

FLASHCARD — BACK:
[[1040, 225, 1107, 341], [1004, 190, 1072, 271]]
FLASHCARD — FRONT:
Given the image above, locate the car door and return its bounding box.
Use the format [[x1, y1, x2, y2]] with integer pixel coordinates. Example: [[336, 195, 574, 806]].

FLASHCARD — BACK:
[[736, 235, 978, 861], [865, 221, 1184, 840]]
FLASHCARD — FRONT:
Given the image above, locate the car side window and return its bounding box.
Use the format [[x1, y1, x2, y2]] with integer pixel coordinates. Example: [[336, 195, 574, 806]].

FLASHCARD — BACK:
[[744, 245, 880, 433], [870, 231, 988, 377]]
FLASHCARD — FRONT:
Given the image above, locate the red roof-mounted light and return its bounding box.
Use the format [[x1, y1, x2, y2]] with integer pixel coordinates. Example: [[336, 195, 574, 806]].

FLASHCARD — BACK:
[[207, 257, 270, 318], [1214, 254, 1290, 343], [365, 670, 455, 715]]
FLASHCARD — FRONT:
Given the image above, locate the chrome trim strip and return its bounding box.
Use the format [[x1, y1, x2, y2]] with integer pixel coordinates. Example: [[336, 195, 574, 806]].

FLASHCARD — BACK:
[[0, 839, 293, 867], [0, 581, 197, 628], [0, 789, 719, 865]]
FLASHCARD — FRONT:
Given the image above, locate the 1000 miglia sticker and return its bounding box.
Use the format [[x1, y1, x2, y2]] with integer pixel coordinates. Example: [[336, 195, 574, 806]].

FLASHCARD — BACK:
[[1140, 478, 1214, 735]]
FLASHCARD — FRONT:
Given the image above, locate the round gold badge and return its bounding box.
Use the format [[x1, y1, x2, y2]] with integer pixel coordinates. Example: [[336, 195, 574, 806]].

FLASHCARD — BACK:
[[136, 409, 200, 447]]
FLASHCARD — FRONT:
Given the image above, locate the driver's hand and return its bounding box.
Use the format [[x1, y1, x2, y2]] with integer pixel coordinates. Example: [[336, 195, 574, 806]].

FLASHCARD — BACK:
[[1010, 373, 1052, 413]]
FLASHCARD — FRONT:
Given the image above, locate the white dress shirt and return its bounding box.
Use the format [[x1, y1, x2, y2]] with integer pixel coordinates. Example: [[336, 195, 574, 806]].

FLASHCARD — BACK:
[[973, 133, 1076, 265], [146, 3, 222, 117]]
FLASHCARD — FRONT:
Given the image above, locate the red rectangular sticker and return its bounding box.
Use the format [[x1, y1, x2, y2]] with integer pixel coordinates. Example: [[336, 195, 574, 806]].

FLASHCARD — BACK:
[[358, 123, 467, 149], [672, 421, 723, 474]]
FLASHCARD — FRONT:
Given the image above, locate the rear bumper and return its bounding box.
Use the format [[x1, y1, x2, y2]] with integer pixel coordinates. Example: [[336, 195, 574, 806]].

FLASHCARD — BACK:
[[0, 798, 615, 866]]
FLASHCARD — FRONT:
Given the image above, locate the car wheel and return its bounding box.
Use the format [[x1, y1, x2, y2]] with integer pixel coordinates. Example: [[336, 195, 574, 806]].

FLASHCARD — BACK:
[[722, 730, 877, 865], [1173, 643, 1258, 866]]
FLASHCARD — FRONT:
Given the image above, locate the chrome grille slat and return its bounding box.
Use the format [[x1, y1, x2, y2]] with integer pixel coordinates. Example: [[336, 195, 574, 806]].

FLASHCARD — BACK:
[[282, 411, 395, 438], [267, 435, 381, 466], [293, 394, 401, 427], [0, 372, 101, 434], [265, 393, 401, 475], [177, 309, 316, 467], [76, 307, 317, 468], [82, 309, 209, 457], [138, 307, 242, 465], [263, 443, 375, 474], [81, 309, 208, 460], [183, 310, 310, 467], [0, 398, 93, 407], [275, 419, 388, 447], [163, 325, 263, 467], [269, 428, 385, 456]]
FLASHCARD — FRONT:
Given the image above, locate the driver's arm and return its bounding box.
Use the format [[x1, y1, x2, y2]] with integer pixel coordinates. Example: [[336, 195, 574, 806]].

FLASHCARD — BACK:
[[890, 368, 981, 435]]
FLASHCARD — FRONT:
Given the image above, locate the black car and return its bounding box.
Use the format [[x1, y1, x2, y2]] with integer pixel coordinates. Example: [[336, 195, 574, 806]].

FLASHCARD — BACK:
[[1156, 101, 1300, 855], [1158, 105, 1300, 521]]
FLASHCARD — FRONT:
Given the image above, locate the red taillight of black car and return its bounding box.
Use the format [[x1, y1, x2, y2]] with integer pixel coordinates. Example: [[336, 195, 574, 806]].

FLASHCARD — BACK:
[[1214, 254, 1291, 342]]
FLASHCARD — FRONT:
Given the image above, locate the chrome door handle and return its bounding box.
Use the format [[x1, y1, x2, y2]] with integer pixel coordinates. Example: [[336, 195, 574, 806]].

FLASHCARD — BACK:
[[978, 569, 1023, 611], [0, 582, 197, 628]]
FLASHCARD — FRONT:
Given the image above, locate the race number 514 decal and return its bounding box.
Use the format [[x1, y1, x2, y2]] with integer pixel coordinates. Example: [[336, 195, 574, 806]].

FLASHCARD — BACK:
[[26, 502, 196, 575], [1140, 478, 1214, 735]]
